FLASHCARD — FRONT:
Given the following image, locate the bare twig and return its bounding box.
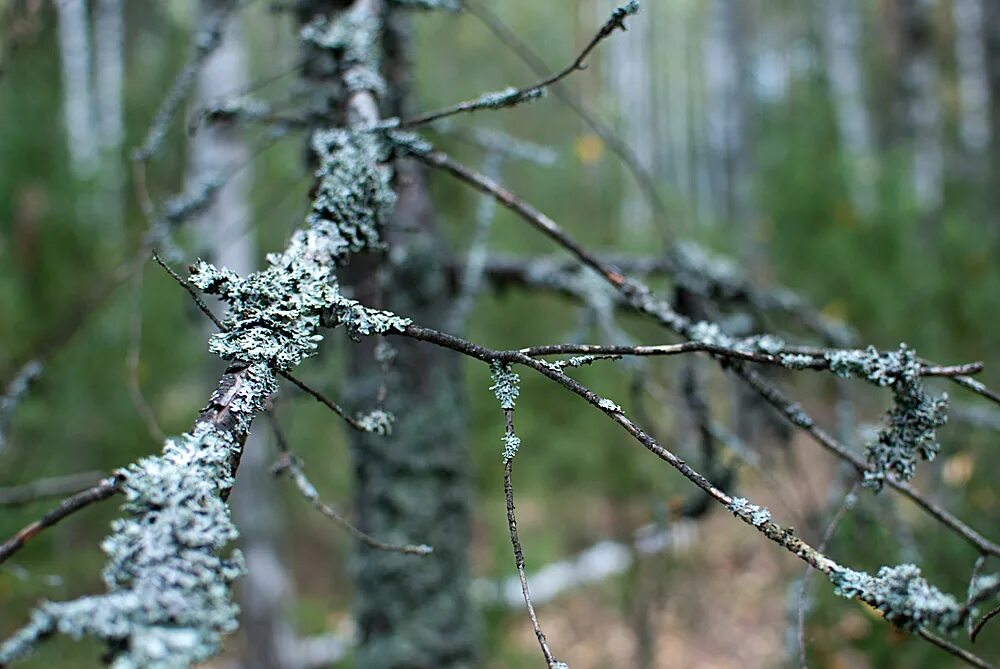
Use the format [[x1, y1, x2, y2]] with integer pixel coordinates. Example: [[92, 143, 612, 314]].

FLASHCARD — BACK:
[[395, 1, 639, 128], [266, 413, 431, 556], [796, 480, 860, 668], [971, 606, 1000, 643], [0, 471, 105, 507], [126, 273, 166, 442], [411, 146, 1000, 559], [0, 476, 122, 565], [460, 0, 672, 235], [502, 409, 564, 668]]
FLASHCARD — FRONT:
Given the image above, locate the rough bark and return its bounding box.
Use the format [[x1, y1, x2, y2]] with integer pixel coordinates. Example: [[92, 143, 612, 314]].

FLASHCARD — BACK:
[[192, 2, 296, 667]]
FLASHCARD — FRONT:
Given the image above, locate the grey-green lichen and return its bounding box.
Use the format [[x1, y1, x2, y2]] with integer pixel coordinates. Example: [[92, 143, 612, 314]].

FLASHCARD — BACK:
[[465, 85, 546, 113], [189, 130, 397, 369], [728, 497, 771, 527], [300, 12, 383, 97], [826, 345, 948, 489], [490, 362, 520, 410], [356, 409, 394, 436], [829, 564, 964, 633], [501, 431, 521, 463], [597, 397, 621, 413], [0, 415, 262, 668]]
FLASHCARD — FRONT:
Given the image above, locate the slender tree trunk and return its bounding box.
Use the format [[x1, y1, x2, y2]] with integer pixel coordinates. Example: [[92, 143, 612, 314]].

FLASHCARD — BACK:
[[821, 0, 876, 213], [95, 0, 125, 239], [192, 3, 295, 668], [984, 0, 1000, 240], [55, 0, 98, 179], [338, 7, 478, 668]]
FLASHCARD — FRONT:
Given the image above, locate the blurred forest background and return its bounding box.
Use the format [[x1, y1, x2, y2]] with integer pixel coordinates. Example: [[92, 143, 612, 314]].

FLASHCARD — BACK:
[[1, 0, 999, 667]]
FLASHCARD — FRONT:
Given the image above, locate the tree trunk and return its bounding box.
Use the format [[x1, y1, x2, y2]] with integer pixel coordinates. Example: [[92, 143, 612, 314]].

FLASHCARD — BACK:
[[341, 7, 478, 669], [192, 3, 296, 668]]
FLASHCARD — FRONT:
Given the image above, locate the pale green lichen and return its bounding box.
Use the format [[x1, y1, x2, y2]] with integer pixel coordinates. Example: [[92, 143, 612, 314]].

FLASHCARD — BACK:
[[830, 564, 963, 633], [489, 362, 520, 410], [597, 397, 621, 413], [0, 414, 263, 668], [825, 345, 948, 489], [356, 409, 394, 436], [501, 432, 521, 463], [728, 496, 771, 527]]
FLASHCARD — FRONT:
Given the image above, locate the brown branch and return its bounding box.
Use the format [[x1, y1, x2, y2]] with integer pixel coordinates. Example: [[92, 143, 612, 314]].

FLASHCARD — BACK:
[[502, 409, 562, 668], [414, 147, 1000, 559], [0, 476, 122, 565]]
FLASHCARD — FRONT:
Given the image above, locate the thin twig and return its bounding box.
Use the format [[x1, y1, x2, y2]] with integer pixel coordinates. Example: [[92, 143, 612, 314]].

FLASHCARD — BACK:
[[971, 606, 1000, 643], [796, 480, 860, 668], [461, 0, 672, 236], [266, 413, 431, 556], [0, 471, 106, 507], [126, 273, 166, 442], [395, 1, 639, 129], [918, 628, 995, 669], [0, 476, 122, 565], [131, 2, 240, 161], [412, 146, 1000, 559], [152, 250, 369, 434], [502, 409, 563, 668]]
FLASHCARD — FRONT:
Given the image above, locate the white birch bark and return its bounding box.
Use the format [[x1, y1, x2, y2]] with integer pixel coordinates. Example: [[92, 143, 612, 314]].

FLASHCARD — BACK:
[[55, 0, 98, 179]]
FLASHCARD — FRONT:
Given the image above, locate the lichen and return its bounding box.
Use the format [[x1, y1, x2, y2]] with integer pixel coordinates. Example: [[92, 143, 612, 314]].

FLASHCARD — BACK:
[[825, 345, 948, 489], [356, 409, 394, 436], [597, 397, 621, 413], [189, 130, 397, 369], [780, 353, 816, 370], [501, 432, 521, 463], [0, 416, 259, 667], [728, 496, 771, 527], [830, 564, 964, 633], [489, 362, 520, 410], [467, 85, 545, 113]]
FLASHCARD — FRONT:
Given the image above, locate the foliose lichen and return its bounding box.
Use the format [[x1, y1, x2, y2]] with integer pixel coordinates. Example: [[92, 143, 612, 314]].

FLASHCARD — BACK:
[[501, 432, 521, 463], [825, 345, 948, 490], [829, 563, 964, 633], [356, 409, 394, 436], [728, 496, 772, 527], [597, 397, 621, 413], [489, 362, 520, 410], [0, 416, 261, 668], [189, 130, 399, 369]]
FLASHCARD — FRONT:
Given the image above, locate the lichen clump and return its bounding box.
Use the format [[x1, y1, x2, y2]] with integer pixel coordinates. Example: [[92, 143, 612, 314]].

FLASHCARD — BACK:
[[830, 563, 963, 633], [489, 362, 520, 409], [728, 496, 772, 527], [0, 419, 258, 668], [826, 345, 948, 489]]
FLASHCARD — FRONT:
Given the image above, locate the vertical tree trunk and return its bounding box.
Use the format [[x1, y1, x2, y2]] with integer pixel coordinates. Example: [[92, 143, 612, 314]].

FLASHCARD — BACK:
[[192, 3, 295, 668], [896, 0, 944, 214], [55, 0, 98, 179], [821, 0, 876, 212], [601, 0, 657, 231], [984, 0, 1000, 238], [339, 7, 478, 669], [95, 0, 125, 239]]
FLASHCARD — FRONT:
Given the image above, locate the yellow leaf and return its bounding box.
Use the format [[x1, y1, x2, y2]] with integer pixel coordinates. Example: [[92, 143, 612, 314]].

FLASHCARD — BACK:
[[575, 134, 604, 166]]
